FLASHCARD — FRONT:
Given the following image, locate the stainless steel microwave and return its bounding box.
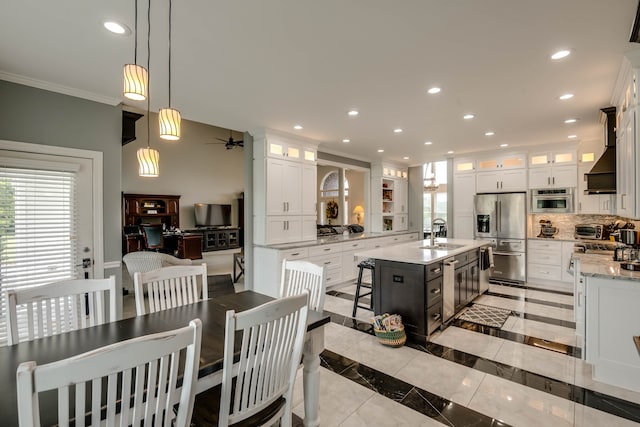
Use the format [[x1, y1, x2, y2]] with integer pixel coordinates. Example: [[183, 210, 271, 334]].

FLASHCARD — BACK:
[[530, 188, 574, 213]]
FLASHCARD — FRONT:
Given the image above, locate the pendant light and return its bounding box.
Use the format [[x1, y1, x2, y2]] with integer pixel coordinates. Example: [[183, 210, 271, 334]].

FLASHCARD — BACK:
[[138, 0, 159, 177], [158, 0, 181, 140], [123, 0, 148, 101]]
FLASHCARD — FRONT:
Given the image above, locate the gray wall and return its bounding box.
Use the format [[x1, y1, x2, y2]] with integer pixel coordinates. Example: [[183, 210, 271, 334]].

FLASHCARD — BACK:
[[0, 80, 123, 310], [122, 110, 244, 229]]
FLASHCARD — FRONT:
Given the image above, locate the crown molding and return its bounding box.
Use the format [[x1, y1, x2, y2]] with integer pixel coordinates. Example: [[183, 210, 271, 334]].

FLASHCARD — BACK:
[[0, 70, 121, 106]]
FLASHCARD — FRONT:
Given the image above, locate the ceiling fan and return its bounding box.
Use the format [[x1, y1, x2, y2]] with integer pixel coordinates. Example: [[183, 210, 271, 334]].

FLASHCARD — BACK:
[[206, 130, 244, 149]]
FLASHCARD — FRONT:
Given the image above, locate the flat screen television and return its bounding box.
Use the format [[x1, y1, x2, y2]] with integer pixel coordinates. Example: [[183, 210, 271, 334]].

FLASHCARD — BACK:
[[194, 203, 232, 227]]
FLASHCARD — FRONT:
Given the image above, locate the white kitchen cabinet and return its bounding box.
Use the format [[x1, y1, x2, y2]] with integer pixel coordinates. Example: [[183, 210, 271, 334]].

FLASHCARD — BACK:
[[527, 239, 573, 285], [394, 214, 408, 231], [252, 232, 420, 296], [264, 216, 302, 245], [585, 275, 640, 392], [371, 163, 409, 232], [476, 153, 526, 171], [266, 158, 302, 215], [527, 239, 563, 282], [454, 158, 475, 174], [616, 109, 637, 218], [528, 164, 577, 189], [476, 169, 526, 193], [453, 173, 475, 239], [612, 51, 640, 219], [394, 179, 407, 214], [253, 130, 319, 245], [301, 164, 317, 215], [528, 150, 577, 168], [341, 240, 367, 281]]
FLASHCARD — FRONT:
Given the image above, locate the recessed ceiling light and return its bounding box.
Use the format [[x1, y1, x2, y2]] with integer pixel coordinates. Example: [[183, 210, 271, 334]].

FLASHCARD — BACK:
[[403, 156, 410, 160], [293, 125, 303, 130], [347, 110, 359, 116], [377, 149, 384, 153], [103, 21, 130, 35], [424, 141, 433, 145], [568, 134, 577, 139], [428, 87, 441, 94], [500, 143, 509, 147], [559, 93, 574, 100], [564, 118, 578, 124], [447, 150, 454, 154], [463, 114, 475, 120], [342, 138, 350, 143], [551, 50, 571, 60], [485, 131, 495, 136], [393, 128, 403, 133]]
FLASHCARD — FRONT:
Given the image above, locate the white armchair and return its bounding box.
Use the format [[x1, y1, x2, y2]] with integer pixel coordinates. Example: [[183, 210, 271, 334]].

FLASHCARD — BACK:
[[123, 251, 192, 281]]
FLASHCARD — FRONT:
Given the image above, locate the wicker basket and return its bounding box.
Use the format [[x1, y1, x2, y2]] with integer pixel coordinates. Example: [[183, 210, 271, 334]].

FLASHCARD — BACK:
[[374, 326, 406, 347]]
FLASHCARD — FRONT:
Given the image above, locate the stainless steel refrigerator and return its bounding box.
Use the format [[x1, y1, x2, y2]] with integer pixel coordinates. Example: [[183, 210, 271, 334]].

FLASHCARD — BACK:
[[473, 192, 526, 283]]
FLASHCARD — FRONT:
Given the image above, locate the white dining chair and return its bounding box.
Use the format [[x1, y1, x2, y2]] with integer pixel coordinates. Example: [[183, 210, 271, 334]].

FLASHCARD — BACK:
[[134, 263, 208, 315], [16, 319, 202, 427], [280, 259, 326, 311], [191, 292, 309, 427], [6, 276, 118, 346]]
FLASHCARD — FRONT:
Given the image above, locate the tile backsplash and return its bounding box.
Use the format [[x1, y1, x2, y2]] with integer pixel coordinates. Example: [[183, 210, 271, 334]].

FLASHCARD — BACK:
[[528, 214, 640, 240]]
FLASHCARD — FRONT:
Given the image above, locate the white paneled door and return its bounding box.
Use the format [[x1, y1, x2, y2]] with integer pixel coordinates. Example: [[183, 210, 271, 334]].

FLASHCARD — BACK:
[[0, 141, 102, 345]]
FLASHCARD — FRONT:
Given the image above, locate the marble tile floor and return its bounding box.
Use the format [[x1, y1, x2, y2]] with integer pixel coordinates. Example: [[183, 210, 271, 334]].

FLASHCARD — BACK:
[[310, 279, 640, 426]]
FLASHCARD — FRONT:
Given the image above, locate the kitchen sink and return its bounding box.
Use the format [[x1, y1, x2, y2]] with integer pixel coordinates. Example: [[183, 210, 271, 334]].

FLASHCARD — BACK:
[[419, 243, 466, 250]]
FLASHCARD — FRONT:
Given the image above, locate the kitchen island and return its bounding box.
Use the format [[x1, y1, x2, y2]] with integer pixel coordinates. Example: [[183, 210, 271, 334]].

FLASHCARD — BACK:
[[572, 253, 640, 393], [355, 238, 489, 340]]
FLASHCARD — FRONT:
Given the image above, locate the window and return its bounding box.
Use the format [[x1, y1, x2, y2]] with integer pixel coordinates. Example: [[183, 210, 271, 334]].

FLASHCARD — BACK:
[[0, 165, 77, 344], [423, 161, 448, 233], [319, 171, 349, 224]]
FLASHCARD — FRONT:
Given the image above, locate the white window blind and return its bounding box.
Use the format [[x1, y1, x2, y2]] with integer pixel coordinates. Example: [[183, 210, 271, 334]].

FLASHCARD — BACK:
[[0, 166, 78, 345]]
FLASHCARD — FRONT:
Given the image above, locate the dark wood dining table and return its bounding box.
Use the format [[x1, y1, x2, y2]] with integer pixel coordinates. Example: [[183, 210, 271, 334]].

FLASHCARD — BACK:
[[0, 291, 330, 427]]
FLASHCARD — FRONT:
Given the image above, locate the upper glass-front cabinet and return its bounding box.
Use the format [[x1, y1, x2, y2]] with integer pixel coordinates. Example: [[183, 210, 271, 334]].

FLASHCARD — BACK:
[[267, 140, 316, 163], [476, 153, 526, 171], [528, 150, 577, 167]]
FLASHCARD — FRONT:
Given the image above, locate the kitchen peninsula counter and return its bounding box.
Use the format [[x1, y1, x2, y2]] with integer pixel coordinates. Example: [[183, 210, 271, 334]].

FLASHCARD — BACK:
[[255, 230, 418, 250], [571, 252, 640, 393], [572, 252, 640, 281]]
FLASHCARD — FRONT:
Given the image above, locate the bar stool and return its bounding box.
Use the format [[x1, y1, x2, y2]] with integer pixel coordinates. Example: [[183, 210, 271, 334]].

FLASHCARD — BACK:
[[352, 258, 375, 317]]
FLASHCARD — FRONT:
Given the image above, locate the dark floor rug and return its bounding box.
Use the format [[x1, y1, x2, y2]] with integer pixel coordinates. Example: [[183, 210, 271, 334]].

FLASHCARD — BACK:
[[207, 274, 235, 298], [456, 304, 511, 328]]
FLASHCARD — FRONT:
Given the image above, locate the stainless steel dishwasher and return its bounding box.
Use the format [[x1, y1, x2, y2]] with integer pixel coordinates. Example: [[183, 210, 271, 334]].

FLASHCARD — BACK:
[[442, 257, 458, 322]]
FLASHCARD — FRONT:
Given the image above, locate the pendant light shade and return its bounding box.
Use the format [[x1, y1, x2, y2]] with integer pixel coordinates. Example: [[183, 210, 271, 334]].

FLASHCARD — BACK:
[[137, 147, 159, 177], [159, 107, 181, 140], [159, 0, 180, 141], [123, 63, 148, 100]]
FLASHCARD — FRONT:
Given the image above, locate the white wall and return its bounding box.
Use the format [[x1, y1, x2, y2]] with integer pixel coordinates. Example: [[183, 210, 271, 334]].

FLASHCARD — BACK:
[[122, 111, 244, 230]]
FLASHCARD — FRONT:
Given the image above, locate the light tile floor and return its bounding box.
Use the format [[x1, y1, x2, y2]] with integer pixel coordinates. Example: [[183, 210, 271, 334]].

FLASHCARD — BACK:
[[294, 279, 640, 426]]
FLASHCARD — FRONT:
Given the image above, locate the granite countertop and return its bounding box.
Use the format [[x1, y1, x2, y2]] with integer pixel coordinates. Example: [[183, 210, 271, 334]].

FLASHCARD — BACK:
[[257, 230, 418, 250], [572, 252, 640, 282], [354, 238, 485, 265]]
